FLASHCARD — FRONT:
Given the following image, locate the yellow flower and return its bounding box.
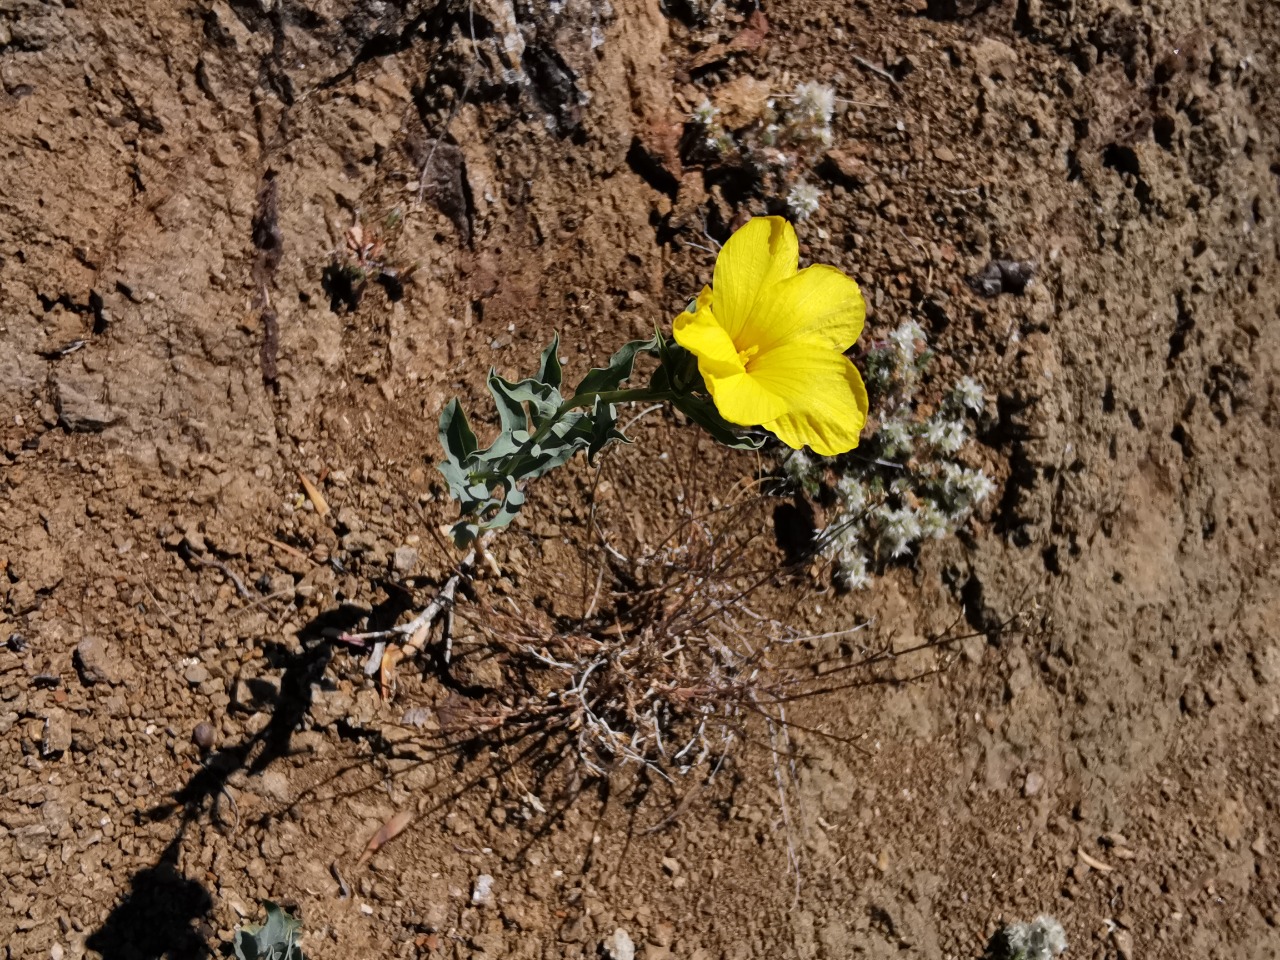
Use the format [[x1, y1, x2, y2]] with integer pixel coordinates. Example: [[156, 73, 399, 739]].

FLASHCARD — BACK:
[[672, 216, 868, 456]]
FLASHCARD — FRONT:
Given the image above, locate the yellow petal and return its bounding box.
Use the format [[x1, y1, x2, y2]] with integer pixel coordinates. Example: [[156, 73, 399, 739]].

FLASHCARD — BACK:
[[712, 217, 798, 342], [700, 364, 792, 427], [672, 287, 743, 379], [741, 264, 865, 355], [749, 343, 869, 455]]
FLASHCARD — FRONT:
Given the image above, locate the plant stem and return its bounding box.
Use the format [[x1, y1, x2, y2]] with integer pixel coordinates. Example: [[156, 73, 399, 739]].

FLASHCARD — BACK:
[[529, 387, 675, 447]]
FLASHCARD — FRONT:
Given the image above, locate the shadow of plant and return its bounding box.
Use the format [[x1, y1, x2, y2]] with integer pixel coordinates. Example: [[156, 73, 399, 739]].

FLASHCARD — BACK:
[[84, 836, 213, 960], [86, 592, 412, 958]]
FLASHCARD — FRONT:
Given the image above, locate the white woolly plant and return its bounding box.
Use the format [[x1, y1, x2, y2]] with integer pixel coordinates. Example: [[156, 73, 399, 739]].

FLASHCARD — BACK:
[[786, 181, 822, 222], [989, 916, 1068, 960], [782, 81, 836, 146], [686, 79, 839, 218], [783, 321, 997, 590]]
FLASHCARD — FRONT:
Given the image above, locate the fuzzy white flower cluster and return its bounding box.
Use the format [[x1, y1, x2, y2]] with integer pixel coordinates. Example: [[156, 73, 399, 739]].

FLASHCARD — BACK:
[[997, 916, 1068, 960], [787, 81, 836, 145], [690, 98, 735, 154], [887, 319, 926, 369], [953, 375, 986, 414], [786, 181, 822, 221], [875, 505, 921, 558], [784, 323, 996, 590], [922, 416, 965, 454], [691, 98, 719, 126]]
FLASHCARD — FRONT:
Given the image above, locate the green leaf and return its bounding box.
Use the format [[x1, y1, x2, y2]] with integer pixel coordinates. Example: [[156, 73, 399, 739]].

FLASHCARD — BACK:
[[439, 399, 477, 466], [233, 902, 304, 960], [572, 336, 658, 398], [487, 369, 529, 436], [488, 374, 562, 432], [672, 394, 765, 451], [587, 395, 630, 463], [537, 334, 563, 390]]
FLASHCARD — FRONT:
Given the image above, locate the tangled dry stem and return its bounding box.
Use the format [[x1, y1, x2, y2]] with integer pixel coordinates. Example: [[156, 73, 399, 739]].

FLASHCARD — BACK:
[[383, 485, 978, 794]]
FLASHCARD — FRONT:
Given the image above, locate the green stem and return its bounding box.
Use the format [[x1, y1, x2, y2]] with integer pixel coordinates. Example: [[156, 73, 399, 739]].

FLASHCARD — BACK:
[[529, 387, 674, 447]]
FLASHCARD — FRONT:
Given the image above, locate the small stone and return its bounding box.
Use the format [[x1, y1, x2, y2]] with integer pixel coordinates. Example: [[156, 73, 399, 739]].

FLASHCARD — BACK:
[[1113, 929, 1134, 960], [1023, 771, 1044, 797], [259, 770, 291, 802], [660, 856, 680, 876], [392, 546, 418, 574], [13, 824, 50, 860], [342, 530, 380, 555], [192, 722, 217, 751], [933, 146, 956, 162], [184, 663, 209, 685], [472, 874, 495, 907], [74, 634, 118, 686], [469, 932, 503, 953], [52, 374, 119, 432], [823, 148, 867, 184], [41, 709, 72, 758], [601, 928, 635, 960]]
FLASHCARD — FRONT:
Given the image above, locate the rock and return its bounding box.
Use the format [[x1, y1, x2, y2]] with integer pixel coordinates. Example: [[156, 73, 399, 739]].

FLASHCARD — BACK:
[[233, 675, 280, 709], [1113, 929, 1134, 960], [661, 856, 680, 876], [601, 928, 635, 960], [13, 824, 50, 861], [192, 722, 217, 751], [342, 530, 380, 555], [469, 931, 503, 953], [52, 374, 119, 432], [258, 770, 291, 802], [822, 148, 867, 185], [41, 709, 72, 758], [392, 545, 418, 574], [971, 36, 1018, 78], [711, 75, 770, 130], [309, 687, 354, 728], [183, 663, 209, 685], [74, 634, 118, 686], [472, 874, 495, 907], [1023, 771, 1044, 797], [969, 259, 1036, 297]]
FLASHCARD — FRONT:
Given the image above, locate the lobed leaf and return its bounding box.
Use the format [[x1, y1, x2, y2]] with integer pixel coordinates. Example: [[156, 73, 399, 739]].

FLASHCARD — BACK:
[[572, 335, 659, 398]]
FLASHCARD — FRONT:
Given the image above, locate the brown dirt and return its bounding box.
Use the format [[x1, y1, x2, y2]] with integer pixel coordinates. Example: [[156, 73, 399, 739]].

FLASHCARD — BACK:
[[2, 1, 1279, 958]]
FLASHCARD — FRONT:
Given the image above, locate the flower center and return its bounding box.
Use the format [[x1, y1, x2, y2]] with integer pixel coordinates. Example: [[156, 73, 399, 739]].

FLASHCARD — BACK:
[[736, 343, 760, 369]]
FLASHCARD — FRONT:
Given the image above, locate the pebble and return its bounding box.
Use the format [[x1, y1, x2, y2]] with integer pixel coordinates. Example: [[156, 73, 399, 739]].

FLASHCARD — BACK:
[[601, 928, 635, 960], [393, 545, 418, 573], [660, 856, 680, 876], [1023, 771, 1045, 797], [192, 722, 217, 751], [472, 874, 495, 907], [74, 634, 117, 686], [41, 709, 72, 758], [183, 663, 209, 685], [259, 770, 291, 802]]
